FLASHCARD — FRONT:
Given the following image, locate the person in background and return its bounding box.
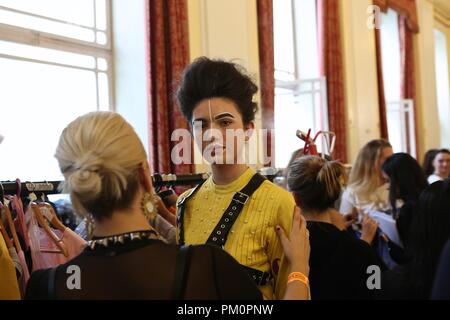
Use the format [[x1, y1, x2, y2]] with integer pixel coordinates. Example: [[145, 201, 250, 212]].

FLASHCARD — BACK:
[[427, 149, 450, 184], [25, 111, 309, 300], [377, 179, 450, 299], [422, 149, 438, 178], [287, 156, 380, 300], [340, 140, 393, 217], [431, 238, 450, 300], [381, 153, 428, 257]]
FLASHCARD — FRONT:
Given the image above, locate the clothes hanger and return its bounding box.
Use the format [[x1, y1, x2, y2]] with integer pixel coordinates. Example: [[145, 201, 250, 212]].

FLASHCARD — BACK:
[[0, 202, 21, 252], [30, 202, 68, 257], [37, 199, 66, 232]]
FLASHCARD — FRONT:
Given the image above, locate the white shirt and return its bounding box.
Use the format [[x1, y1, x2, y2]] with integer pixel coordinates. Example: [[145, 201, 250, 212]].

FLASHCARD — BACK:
[[428, 174, 443, 185], [339, 183, 391, 215]]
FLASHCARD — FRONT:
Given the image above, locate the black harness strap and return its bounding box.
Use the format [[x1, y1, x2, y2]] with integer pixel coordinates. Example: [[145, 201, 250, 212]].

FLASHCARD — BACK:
[[177, 173, 273, 286], [205, 173, 266, 248], [177, 181, 205, 246]]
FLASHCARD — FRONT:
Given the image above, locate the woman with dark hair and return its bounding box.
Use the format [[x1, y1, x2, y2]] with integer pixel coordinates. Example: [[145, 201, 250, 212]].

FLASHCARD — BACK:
[[175, 57, 310, 300], [427, 149, 450, 184], [422, 149, 438, 177], [381, 153, 428, 251], [378, 180, 450, 299]]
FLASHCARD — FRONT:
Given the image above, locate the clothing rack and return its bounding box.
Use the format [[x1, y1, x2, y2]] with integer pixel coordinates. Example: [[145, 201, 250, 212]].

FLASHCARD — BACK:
[[0, 170, 279, 197]]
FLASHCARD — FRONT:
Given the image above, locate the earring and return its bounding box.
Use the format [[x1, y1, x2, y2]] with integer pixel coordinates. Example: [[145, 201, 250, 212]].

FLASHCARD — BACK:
[[142, 192, 157, 223], [85, 213, 95, 240]]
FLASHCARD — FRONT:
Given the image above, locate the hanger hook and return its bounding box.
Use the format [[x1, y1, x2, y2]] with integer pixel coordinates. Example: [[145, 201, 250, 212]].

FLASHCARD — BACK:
[[15, 178, 21, 197]]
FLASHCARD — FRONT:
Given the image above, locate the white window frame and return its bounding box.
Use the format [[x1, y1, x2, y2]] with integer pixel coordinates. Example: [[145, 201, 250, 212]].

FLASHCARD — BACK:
[[273, 0, 329, 168], [276, 77, 329, 136], [387, 99, 416, 157], [0, 0, 114, 111]]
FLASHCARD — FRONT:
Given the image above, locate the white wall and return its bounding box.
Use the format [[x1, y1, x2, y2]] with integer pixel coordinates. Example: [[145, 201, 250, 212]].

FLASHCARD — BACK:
[[415, 0, 441, 156], [340, 0, 381, 162], [434, 28, 450, 147], [112, 0, 149, 155]]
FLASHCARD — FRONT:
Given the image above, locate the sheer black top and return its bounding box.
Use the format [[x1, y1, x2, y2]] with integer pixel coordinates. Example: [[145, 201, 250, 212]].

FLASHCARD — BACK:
[[25, 231, 263, 300]]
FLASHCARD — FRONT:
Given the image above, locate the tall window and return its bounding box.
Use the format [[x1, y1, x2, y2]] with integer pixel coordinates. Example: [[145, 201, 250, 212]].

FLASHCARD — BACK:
[[0, 0, 112, 181], [273, 0, 328, 168], [434, 28, 450, 148], [380, 9, 416, 155]]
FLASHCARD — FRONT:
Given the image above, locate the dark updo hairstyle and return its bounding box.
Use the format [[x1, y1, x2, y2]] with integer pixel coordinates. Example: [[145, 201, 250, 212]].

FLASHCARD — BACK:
[[176, 57, 258, 125], [287, 156, 344, 212]]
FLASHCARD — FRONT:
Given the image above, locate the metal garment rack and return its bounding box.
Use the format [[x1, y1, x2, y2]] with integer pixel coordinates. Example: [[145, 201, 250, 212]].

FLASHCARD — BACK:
[[0, 173, 210, 197], [1, 170, 278, 197]]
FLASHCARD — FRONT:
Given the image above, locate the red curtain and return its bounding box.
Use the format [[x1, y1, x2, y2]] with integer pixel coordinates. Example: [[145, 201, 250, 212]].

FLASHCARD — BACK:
[[375, 28, 389, 139], [257, 0, 275, 167], [399, 15, 418, 156], [317, 0, 347, 163], [145, 0, 193, 175]]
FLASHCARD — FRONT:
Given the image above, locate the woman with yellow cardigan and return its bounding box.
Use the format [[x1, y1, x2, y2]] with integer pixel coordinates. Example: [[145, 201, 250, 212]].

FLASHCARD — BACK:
[[175, 57, 309, 300]]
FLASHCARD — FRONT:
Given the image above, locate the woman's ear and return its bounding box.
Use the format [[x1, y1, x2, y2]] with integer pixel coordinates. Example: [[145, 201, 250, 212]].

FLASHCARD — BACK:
[[292, 192, 301, 207], [244, 121, 255, 141]]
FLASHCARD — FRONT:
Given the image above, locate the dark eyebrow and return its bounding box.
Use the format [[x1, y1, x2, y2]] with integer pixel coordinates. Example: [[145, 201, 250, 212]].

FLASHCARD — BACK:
[[214, 113, 235, 120]]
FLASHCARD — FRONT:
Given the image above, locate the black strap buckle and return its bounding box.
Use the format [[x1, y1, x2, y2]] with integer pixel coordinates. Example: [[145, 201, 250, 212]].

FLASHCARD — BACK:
[[233, 191, 249, 205], [246, 267, 272, 286]]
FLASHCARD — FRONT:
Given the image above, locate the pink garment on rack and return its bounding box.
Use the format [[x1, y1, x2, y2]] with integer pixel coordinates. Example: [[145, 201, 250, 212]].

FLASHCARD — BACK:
[[27, 206, 86, 272], [8, 195, 30, 251]]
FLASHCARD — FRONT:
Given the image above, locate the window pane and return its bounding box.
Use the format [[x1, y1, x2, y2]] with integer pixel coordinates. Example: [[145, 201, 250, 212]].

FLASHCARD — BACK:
[[0, 0, 95, 27], [0, 40, 96, 69], [275, 92, 316, 168], [95, 0, 107, 30], [97, 57, 108, 71], [0, 8, 95, 42], [387, 105, 405, 153], [273, 0, 296, 79], [98, 72, 109, 110], [293, 0, 320, 79], [0, 57, 97, 181], [96, 31, 107, 45], [434, 29, 450, 148], [380, 9, 401, 102]]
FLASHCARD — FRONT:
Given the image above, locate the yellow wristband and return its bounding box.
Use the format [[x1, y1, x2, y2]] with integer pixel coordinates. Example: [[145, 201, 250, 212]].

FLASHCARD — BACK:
[[287, 272, 309, 287]]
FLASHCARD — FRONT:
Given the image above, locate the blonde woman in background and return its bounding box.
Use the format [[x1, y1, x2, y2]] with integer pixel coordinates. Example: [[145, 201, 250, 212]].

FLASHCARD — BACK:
[[340, 139, 393, 216]]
